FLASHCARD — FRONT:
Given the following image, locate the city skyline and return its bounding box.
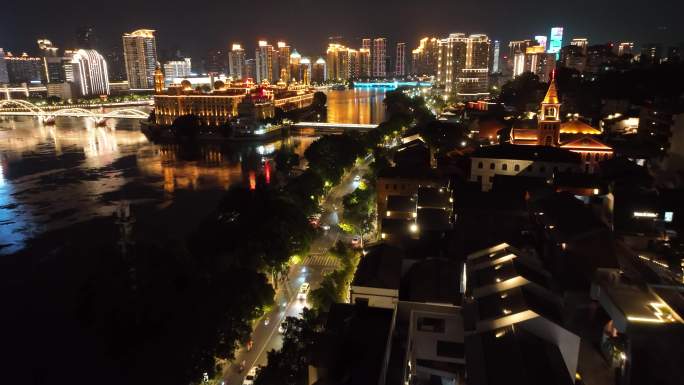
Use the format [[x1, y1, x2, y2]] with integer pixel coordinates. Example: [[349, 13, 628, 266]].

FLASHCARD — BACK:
[[2, 0, 683, 59]]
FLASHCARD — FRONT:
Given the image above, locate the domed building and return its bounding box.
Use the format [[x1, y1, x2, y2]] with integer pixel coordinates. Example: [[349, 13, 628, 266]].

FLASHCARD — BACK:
[[510, 76, 613, 173]]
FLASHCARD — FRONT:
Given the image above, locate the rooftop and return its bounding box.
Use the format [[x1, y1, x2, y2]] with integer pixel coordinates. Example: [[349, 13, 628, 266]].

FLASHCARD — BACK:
[[416, 186, 452, 209], [401, 258, 463, 305], [470, 144, 581, 163], [465, 326, 574, 385], [352, 244, 403, 290], [386, 195, 415, 213]]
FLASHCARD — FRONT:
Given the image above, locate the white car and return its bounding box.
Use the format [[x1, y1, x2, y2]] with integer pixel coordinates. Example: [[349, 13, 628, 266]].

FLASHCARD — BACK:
[[243, 366, 258, 385], [298, 282, 310, 300], [354, 175, 361, 182], [278, 321, 286, 334]]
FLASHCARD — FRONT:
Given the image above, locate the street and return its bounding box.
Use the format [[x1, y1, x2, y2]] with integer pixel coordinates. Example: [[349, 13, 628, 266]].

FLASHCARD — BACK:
[[220, 159, 370, 385]]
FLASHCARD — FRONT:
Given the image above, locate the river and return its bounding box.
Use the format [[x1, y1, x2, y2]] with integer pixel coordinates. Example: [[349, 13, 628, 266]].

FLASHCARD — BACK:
[[0, 88, 386, 256]]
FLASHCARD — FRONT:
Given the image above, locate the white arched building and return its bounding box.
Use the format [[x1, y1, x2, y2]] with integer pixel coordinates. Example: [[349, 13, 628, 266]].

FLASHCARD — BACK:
[[71, 49, 109, 97]]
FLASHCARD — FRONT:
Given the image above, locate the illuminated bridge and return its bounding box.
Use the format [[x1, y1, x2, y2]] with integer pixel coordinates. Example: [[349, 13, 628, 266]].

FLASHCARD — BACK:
[[292, 122, 377, 132], [353, 81, 432, 88], [0, 100, 149, 123]]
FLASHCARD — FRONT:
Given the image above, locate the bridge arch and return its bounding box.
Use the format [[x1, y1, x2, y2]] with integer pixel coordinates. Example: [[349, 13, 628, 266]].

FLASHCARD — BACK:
[[106, 109, 149, 118], [0, 99, 46, 116]]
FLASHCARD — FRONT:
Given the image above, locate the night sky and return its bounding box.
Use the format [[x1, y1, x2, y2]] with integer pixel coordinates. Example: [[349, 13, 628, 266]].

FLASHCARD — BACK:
[[3, 0, 683, 59]]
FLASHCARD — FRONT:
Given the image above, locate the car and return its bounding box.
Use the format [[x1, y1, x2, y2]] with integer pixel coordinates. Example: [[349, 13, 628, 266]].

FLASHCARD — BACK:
[[353, 175, 361, 182], [298, 282, 310, 300], [278, 321, 286, 334], [242, 366, 258, 385], [321, 224, 331, 231]]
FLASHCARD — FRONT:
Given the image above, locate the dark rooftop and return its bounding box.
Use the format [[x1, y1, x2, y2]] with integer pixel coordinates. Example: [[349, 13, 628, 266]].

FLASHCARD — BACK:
[[470, 144, 581, 163], [315, 303, 394, 385], [352, 244, 403, 290], [401, 258, 463, 305], [377, 164, 444, 180], [417, 186, 452, 209], [416, 208, 452, 232], [386, 195, 415, 213], [465, 327, 573, 385]]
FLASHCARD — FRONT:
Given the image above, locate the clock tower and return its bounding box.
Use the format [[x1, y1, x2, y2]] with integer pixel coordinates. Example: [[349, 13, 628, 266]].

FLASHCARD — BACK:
[[537, 72, 561, 147]]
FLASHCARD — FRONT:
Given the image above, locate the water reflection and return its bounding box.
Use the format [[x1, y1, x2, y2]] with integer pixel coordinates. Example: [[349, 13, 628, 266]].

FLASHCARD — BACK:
[[325, 89, 386, 124], [0, 89, 383, 255]]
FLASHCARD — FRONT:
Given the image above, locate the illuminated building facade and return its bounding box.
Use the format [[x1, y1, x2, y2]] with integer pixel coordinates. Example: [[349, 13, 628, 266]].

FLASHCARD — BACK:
[[229, 44, 246, 80], [394, 42, 406, 77], [153, 81, 314, 126], [617, 42, 634, 57], [371, 38, 388, 77], [4, 52, 43, 83], [437, 33, 490, 99], [362, 38, 371, 52], [491, 40, 500, 73], [71, 49, 110, 96], [411, 37, 439, 76], [524, 46, 556, 82], [277, 42, 291, 82], [571, 38, 589, 55], [535, 35, 548, 50], [0, 49, 8, 84], [299, 57, 311, 85], [548, 27, 564, 59], [244, 58, 256, 81], [359, 48, 371, 78], [510, 78, 614, 172], [122, 29, 158, 89], [163, 58, 192, 81], [312, 58, 326, 83], [255, 41, 275, 83], [37, 39, 68, 84], [326, 43, 350, 81]]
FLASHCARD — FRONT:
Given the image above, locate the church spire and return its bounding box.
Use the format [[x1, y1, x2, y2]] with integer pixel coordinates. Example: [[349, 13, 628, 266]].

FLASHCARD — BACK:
[[537, 75, 561, 146]]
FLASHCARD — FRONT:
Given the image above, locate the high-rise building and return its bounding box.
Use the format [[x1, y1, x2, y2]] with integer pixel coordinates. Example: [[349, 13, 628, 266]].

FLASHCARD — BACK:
[[312, 57, 326, 84], [71, 49, 109, 96], [4, 52, 43, 83], [359, 48, 371, 78], [395, 42, 406, 77], [255, 41, 275, 83], [640, 43, 662, 65], [548, 27, 564, 59], [411, 37, 439, 76], [163, 58, 192, 80], [617, 42, 634, 57], [535, 35, 548, 50], [300, 57, 311, 85], [289, 50, 302, 81], [0, 49, 9, 84], [362, 38, 371, 51], [36, 39, 67, 84], [348, 49, 360, 79], [229, 44, 246, 80], [105, 45, 127, 82], [570, 38, 589, 55], [204, 49, 227, 74], [122, 29, 158, 89], [244, 58, 256, 81], [524, 46, 556, 82], [437, 33, 490, 99], [277, 42, 291, 82], [559, 45, 587, 72], [460, 34, 491, 98], [76, 26, 98, 49], [491, 40, 501, 73], [326, 43, 350, 81], [371, 38, 388, 77]]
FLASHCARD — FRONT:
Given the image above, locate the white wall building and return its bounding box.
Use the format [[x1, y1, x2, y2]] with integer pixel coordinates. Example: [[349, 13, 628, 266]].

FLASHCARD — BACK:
[[71, 49, 109, 96], [163, 58, 192, 81]]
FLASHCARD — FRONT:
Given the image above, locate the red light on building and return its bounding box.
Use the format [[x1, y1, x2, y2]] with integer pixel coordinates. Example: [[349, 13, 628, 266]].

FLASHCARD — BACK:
[[249, 170, 256, 190], [265, 161, 271, 184]]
